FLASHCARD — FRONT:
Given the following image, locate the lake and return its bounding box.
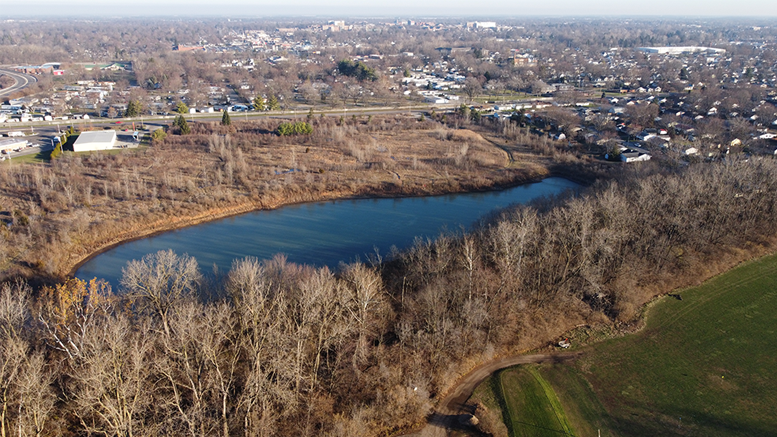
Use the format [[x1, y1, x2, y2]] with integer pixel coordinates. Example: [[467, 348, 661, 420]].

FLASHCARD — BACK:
[[76, 177, 578, 287]]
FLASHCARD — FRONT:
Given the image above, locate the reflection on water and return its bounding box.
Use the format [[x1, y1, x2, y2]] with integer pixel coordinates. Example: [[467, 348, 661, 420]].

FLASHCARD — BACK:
[[76, 178, 579, 287]]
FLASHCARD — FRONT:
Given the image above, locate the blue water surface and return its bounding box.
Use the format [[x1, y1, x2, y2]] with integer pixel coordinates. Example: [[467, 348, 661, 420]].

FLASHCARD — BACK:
[[76, 177, 578, 287]]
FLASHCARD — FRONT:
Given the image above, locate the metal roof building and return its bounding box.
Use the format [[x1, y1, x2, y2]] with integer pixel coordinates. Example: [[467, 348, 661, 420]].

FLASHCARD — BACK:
[[73, 130, 116, 152], [0, 138, 28, 153]]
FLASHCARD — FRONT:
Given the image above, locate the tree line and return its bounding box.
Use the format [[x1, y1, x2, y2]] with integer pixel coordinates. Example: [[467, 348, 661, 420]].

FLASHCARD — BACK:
[[2, 158, 777, 435]]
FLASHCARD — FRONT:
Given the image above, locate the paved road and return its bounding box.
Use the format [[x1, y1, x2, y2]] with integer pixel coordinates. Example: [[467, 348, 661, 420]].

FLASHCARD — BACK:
[[0, 106, 440, 140], [0, 94, 552, 135], [406, 351, 583, 437], [0, 68, 37, 99]]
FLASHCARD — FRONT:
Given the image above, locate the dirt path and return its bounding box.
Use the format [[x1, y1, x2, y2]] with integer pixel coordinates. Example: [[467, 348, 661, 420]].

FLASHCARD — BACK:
[[405, 351, 582, 437], [481, 135, 515, 165]]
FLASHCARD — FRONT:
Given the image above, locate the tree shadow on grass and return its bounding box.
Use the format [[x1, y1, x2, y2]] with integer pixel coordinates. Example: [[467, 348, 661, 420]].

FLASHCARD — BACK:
[[609, 407, 775, 437], [513, 420, 575, 436]]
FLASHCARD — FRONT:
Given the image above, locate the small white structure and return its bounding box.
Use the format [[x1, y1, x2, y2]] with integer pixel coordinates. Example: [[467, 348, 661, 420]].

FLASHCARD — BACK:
[[620, 150, 651, 163], [424, 96, 448, 104], [73, 130, 117, 152]]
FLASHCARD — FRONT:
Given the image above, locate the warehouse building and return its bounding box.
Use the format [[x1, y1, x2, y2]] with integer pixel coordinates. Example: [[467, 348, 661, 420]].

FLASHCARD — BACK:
[[0, 138, 29, 153], [72, 130, 117, 152]]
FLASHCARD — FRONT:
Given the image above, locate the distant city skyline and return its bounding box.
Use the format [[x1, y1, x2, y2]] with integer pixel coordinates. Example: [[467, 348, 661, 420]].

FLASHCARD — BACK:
[[3, 0, 777, 18]]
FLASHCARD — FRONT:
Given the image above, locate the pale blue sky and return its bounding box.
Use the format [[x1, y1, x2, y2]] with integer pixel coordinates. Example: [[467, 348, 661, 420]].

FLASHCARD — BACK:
[[3, 0, 777, 17]]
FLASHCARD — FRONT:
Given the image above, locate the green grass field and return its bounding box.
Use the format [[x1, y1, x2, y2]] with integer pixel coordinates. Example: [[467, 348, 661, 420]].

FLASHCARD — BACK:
[[1, 149, 51, 164], [470, 253, 777, 437], [537, 365, 612, 437], [489, 366, 576, 437], [570, 253, 777, 436]]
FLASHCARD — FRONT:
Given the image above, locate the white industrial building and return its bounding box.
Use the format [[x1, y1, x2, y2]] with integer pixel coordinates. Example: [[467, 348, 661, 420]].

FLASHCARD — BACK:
[[0, 138, 29, 153], [467, 21, 497, 29], [72, 130, 117, 152], [638, 46, 726, 55]]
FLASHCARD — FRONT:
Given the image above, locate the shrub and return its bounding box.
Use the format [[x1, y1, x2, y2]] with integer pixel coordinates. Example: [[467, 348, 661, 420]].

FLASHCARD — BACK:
[[13, 209, 29, 227], [151, 129, 167, 143], [50, 142, 63, 159], [277, 121, 313, 136]]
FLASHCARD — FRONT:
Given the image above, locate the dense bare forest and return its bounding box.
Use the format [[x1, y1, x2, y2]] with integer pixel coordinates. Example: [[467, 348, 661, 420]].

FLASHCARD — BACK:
[[2, 155, 776, 436]]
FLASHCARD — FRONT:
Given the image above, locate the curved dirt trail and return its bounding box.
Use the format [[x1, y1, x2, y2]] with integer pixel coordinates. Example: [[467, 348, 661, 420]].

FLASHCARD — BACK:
[[405, 351, 583, 437]]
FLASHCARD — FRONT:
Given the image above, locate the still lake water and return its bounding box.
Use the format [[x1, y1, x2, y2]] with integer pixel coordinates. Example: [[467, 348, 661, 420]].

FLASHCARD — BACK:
[[76, 177, 578, 287]]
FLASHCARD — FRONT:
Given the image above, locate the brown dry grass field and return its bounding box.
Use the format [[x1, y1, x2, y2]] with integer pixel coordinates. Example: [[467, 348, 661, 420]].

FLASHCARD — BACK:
[[0, 115, 568, 284]]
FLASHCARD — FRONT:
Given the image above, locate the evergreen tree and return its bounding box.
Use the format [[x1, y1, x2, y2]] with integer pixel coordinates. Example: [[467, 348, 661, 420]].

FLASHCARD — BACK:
[[126, 100, 141, 117], [176, 101, 189, 114], [277, 121, 313, 136], [267, 95, 280, 111], [221, 110, 231, 126], [337, 59, 377, 81], [174, 115, 190, 135], [253, 96, 266, 111], [679, 67, 690, 81], [180, 117, 191, 135]]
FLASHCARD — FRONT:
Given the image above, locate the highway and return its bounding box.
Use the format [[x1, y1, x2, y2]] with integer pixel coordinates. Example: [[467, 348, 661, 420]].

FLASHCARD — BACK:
[[0, 68, 37, 99], [0, 96, 553, 144], [0, 105, 442, 139]]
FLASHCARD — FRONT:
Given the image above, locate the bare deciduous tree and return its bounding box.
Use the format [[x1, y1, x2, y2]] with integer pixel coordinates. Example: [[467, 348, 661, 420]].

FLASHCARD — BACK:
[[121, 250, 201, 335]]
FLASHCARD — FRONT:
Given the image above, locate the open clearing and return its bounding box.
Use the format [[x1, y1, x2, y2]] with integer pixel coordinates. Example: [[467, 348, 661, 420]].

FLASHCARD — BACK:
[[470, 365, 577, 437], [470, 252, 777, 436], [499, 366, 575, 437], [569, 252, 777, 436]]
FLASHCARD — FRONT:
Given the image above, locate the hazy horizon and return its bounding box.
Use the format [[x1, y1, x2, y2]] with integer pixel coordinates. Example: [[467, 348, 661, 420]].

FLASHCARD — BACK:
[[3, 0, 777, 18]]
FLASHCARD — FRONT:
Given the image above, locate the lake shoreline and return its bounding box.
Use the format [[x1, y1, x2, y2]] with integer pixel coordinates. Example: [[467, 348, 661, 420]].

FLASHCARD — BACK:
[[69, 170, 584, 280]]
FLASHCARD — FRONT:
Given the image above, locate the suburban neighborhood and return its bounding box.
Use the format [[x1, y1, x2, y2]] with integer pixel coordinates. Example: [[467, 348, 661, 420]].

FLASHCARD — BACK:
[[2, 18, 776, 164]]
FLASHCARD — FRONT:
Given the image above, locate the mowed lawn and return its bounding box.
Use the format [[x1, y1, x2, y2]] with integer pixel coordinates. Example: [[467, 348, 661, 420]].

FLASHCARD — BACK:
[[498, 366, 575, 437], [571, 253, 777, 436]]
